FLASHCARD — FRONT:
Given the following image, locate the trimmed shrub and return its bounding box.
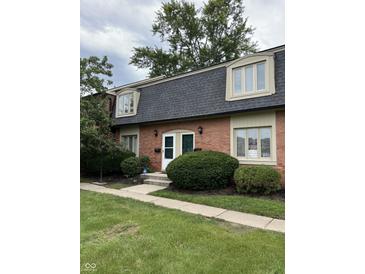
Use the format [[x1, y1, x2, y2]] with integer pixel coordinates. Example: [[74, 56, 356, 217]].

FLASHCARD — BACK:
[[139, 156, 154, 173], [121, 156, 143, 177], [166, 151, 239, 190], [234, 166, 281, 195], [81, 146, 135, 175]]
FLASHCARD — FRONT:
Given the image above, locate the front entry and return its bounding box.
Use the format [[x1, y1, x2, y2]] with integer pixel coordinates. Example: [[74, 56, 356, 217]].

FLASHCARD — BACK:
[[162, 133, 176, 170]]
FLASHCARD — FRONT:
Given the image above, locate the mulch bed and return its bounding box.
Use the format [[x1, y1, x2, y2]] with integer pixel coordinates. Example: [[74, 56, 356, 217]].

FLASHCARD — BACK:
[[81, 174, 143, 184]]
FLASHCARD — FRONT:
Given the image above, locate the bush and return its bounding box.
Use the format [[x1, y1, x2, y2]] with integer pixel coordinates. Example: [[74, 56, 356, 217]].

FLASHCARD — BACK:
[[139, 156, 154, 173], [234, 166, 281, 195], [166, 151, 239, 190], [81, 145, 135, 175], [121, 156, 143, 177]]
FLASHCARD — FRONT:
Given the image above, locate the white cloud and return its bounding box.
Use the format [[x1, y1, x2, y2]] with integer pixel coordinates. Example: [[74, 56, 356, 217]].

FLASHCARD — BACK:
[[80, 25, 140, 61], [245, 0, 285, 49], [80, 25, 149, 79]]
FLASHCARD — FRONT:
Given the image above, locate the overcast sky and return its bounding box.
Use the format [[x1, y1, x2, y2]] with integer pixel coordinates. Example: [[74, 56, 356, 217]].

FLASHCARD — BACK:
[[80, 0, 284, 87]]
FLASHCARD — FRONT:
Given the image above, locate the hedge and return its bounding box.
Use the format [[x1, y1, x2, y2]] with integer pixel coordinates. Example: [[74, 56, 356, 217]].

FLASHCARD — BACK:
[[81, 148, 135, 175], [120, 156, 143, 177], [234, 166, 281, 195], [166, 151, 239, 190]]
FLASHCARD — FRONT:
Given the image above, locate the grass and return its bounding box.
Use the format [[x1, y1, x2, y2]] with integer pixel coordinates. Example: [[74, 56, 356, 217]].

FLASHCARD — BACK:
[[151, 188, 285, 219], [81, 190, 284, 273], [104, 182, 133, 189], [80, 177, 95, 183]]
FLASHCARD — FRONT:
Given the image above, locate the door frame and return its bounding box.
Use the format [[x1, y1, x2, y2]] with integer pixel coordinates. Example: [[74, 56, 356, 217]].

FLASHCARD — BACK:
[[180, 132, 195, 154], [162, 133, 176, 171]]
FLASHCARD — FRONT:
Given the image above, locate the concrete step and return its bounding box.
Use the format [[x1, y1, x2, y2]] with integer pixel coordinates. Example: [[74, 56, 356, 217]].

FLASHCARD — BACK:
[[144, 178, 172, 187], [141, 173, 170, 181]]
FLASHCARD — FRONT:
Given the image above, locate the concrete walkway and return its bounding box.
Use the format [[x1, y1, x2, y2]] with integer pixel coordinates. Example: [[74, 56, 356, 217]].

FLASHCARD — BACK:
[[80, 183, 284, 233], [122, 184, 167, 194]]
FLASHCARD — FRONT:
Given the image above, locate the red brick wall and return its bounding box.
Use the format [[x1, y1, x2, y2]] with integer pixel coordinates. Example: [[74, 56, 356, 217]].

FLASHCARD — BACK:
[[276, 110, 285, 184], [115, 111, 285, 184], [139, 117, 231, 171]]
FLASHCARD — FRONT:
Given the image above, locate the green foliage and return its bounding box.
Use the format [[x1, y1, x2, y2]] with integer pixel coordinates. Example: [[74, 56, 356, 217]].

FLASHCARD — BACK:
[[139, 156, 154, 173], [166, 151, 239, 190], [81, 146, 135, 175], [120, 157, 143, 177], [80, 56, 113, 96], [130, 0, 257, 77], [234, 166, 282, 195], [80, 56, 117, 181]]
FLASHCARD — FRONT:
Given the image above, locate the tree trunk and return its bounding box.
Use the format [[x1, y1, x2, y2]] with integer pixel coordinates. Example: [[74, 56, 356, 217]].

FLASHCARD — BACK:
[[99, 161, 103, 183]]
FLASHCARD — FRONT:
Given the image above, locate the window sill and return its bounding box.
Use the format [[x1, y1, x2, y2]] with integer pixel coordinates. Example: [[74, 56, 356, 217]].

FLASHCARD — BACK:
[[236, 158, 277, 166], [226, 91, 273, 101], [115, 113, 137, 118]]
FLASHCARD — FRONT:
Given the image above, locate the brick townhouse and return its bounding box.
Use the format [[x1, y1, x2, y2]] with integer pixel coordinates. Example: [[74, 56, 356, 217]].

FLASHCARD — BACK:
[[107, 45, 285, 183]]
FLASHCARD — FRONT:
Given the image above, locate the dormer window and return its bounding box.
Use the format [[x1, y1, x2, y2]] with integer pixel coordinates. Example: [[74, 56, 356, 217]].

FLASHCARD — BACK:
[[226, 53, 275, 101], [116, 90, 140, 117], [233, 62, 266, 96]]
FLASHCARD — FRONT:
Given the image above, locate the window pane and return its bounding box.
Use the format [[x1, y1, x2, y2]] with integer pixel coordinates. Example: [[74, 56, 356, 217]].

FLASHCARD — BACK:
[[257, 62, 265, 90], [132, 136, 137, 153], [124, 95, 129, 113], [245, 65, 253, 92], [247, 128, 258, 158], [121, 136, 127, 149], [235, 129, 245, 157], [128, 136, 133, 151], [182, 134, 194, 154], [260, 128, 271, 157], [165, 136, 173, 148], [164, 148, 173, 159], [121, 135, 137, 153], [118, 95, 124, 115], [129, 94, 134, 112], [233, 68, 242, 95]]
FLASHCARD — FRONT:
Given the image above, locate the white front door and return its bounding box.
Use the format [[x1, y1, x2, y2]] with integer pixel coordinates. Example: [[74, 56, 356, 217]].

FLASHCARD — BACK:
[[162, 133, 176, 170]]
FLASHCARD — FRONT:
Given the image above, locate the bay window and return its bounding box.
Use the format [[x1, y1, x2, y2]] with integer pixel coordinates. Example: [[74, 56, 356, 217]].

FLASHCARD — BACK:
[[234, 127, 271, 159]]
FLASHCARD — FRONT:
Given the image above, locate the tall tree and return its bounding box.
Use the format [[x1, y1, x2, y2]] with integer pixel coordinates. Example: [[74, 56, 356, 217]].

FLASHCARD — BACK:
[[80, 56, 116, 182], [80, 56, 113, 96], [130, 0, 257, 77]]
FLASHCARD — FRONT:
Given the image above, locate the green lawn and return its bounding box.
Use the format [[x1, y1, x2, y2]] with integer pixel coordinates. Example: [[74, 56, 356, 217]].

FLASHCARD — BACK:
[[81, 190, 284, 273], [103, 182, 133, 189], [80, 177, 95, 183], [151, 189, 285, 219]]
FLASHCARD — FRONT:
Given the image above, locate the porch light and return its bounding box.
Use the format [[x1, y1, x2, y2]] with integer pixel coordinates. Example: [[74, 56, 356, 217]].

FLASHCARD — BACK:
[[198, 126, 203, 134], [154, 129, 158, 137]]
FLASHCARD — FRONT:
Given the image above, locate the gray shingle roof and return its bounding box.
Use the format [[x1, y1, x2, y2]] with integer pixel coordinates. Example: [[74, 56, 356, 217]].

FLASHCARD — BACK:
[[113, 50, 285, 126]]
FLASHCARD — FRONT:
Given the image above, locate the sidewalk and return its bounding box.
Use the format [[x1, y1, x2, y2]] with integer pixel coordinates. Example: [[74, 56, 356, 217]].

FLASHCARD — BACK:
[[80, 183, 284, 233]]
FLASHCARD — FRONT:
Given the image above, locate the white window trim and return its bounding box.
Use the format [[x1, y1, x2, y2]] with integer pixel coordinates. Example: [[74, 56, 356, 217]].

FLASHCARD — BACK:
[[226, 53, 276, 101], [116, 89, 139, 118], [234, 127, 272, 161], [180, 132, 195, 154], [230, 111, 277, 165]]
